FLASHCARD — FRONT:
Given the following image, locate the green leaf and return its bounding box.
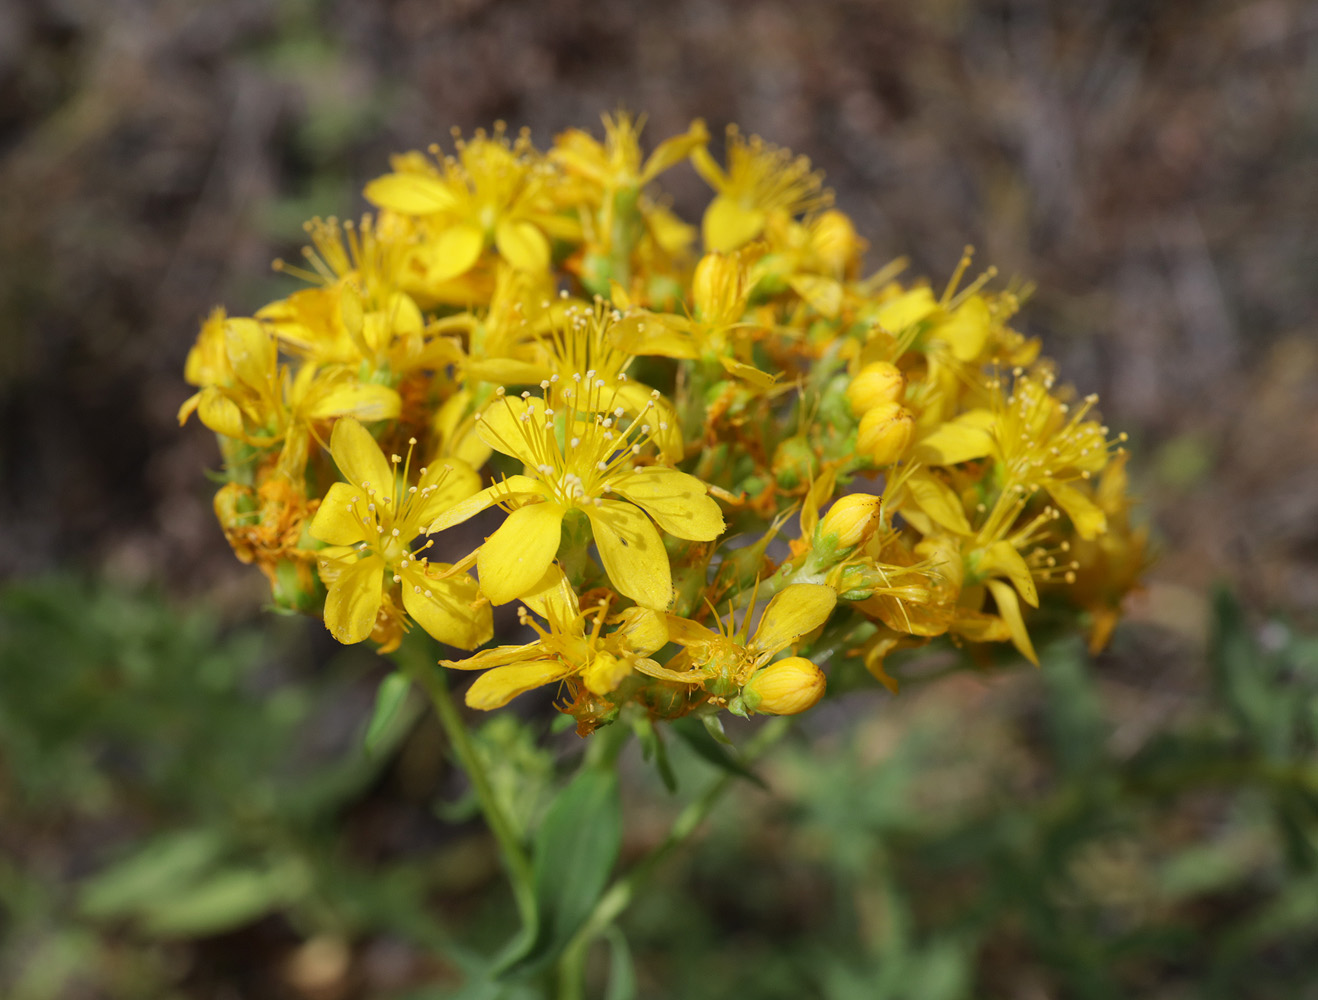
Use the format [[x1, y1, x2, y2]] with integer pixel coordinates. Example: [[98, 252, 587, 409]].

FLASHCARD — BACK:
[[499, 768, 622, 977], [633, 715, 677, 793], [366, 671, 411, 753], [669, 716, 767, 789], [603, 925, 638, 1000], [137, 861, 306, 937], [80, 829, 229, 920]]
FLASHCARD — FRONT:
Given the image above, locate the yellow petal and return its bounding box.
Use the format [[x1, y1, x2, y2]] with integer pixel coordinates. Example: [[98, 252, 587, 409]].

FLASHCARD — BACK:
[[464, 358, 548, 385], [913, 410, 994, 465], [304, 380, 401, 422], [664, 614, 720, 647], [177, 390, 202, 427], [689, 144, 728, 191], [647, 206, 697, 255], [609, 314, 699, 360], [223, 318, 276, 393], [938, 294, 991, 362], [323, 555, 385, 645], [426, 475, 545, 532], [196, 387, 245, 439], [1046, 481, 1107, 540], [474, 394, 542, 469], [411, 458, 481, 526], [610, 382, 684, 461], [583, 651, 631, 696], [466, 660, 572, 710], [800, 467, 838, 540], [640, 119, 709, 184], [424, 223, 486, 283], [400, 564, 492, 650], [519, 563, 580, 627], [901, 472, 972, 535], [442, 641, 543, 671], [610, 467, 723, 541], [986, 579, 1038, 666], [875, 287, 937, 334], [718, 356, 779, 389], [631, 658, 709, 684], [585, 500, 672, 610], [787, 275, 843, 318], [693, 251, 748, 323], [310, 482, 369, 546], [495, 218, 551, 273], [703, 196, 764, 252], [364, 172, 458, 215], [329, 417, 394, 495], [978, 541, 1039, 608], [384, 292, 424, 335], [611, 606, 668, 656], [754, 584, 836, 654], [477, 502, 565, 605]]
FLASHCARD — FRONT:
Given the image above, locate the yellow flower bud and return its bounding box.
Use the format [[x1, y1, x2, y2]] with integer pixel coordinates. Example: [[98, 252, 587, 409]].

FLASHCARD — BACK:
[[742, 657, 826, 715], [819, 493, 882, 548], [846, 361, 906, 415], [810, 210, 865, 278], [857, 402, 914, 466], [692, 251, 747, 326]]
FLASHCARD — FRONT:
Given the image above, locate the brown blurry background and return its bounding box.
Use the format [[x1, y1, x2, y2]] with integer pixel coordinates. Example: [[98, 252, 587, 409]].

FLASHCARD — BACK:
[[1, 0, 1316, 618]]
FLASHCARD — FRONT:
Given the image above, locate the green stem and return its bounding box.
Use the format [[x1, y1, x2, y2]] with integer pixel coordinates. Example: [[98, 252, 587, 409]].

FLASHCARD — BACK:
[[568, 716, 794, 955], [393, 634, 538, 934]]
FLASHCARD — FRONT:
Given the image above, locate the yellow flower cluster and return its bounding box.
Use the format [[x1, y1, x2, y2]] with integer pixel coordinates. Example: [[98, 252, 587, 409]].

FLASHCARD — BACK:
[[181, 115, 1146, 734]]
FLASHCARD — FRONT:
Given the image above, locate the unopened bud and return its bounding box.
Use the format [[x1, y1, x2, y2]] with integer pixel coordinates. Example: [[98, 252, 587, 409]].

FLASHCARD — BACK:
[[742, 657, 826, 715], [819, 493, 882, 548], [857, 402, 914, 466], [811, 210, 865, 278], [772, 435, 816, 490], [692, 251, 744, 324], [847, 362, 905, 415]]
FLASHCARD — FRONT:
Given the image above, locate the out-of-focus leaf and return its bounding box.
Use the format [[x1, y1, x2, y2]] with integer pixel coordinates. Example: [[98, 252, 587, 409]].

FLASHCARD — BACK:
[[603, 925, 638, 1000], [366, 671, 412, 753], [669, 716, 767, 789], [500, 768, 622, 977], [138, 860, 308, 937], [633, 715, 677, 793], [79, 829, 229, 920], [1210, 588, 1276, 748]]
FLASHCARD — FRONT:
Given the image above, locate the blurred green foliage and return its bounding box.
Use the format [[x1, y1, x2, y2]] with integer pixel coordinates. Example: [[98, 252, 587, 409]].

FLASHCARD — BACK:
[[2, 576, 1316, 998], [619, 594, 1318, 1000]]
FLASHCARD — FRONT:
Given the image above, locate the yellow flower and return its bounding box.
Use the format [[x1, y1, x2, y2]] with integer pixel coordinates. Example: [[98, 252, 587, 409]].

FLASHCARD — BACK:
[[428, 378, 724, 610], [552, 113, 708, 287], [611, 250, 778, 388], [364, 126, 577, 281], [640, 583, 836, 706], [692, 125, 831, 252], [552, 113, 709, 196], [309, 417, 490, 649], [442, 566, 668, 710]]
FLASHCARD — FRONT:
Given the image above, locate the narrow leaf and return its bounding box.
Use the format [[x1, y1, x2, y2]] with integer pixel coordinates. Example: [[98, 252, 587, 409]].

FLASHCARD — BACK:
[[499, 768, 622, 976], [366, 671, 411, 753], [604, 925, 638, 1000], [670, 716, 767, 789]]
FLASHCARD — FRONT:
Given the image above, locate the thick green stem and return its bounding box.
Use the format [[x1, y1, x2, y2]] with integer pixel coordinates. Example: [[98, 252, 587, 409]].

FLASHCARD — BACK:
[[393, 633, 538, 934]]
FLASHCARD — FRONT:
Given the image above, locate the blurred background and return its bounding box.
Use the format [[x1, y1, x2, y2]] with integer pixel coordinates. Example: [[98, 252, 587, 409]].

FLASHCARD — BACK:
[[1, 0, 1316, 997]]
